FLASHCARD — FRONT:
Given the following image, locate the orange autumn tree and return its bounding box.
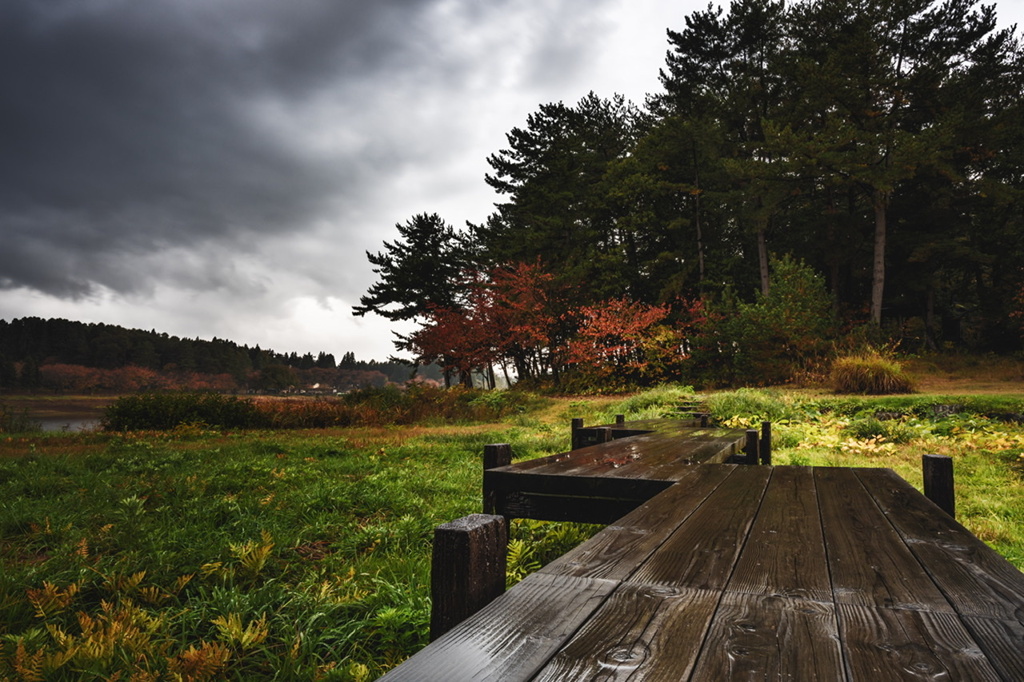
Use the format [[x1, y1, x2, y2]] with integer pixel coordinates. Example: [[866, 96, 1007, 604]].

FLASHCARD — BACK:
[[408, 262, 566, 386], [485, 261, 567, 382], [410, 261, 707, 389], [563, 298, 686, 390], [407, 272, 497, 387]]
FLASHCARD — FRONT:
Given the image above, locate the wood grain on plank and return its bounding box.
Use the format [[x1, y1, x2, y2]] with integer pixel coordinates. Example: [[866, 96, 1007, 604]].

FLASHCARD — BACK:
[[726, 466, 833, 602], [838, 604, 1001, 681], [539, 464, 737, 581], [857, 467, 1024, 621], [628, 465, 771, 590], [691, 593, 844, 680], [379, 572, 616, 681], [497, 493, 651, 525], [531, 585, 720, 681], [961, 615, 1024, 681], [815, 467, 953, 611]]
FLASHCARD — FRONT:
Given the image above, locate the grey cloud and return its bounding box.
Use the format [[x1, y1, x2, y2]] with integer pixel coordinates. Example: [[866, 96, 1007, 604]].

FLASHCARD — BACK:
[[0, 0, 624, 309], [0, 0, 444, 296]]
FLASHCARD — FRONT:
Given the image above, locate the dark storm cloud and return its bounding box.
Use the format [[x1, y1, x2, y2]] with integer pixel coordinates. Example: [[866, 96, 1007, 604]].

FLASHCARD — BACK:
[[0, 0, 465, 297]]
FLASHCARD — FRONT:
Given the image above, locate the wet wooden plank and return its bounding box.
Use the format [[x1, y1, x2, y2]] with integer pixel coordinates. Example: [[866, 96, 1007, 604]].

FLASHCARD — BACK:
[[530, 585, 720, 681], [485, 429, 746, 523], [553, 437, 697, 479], [838, 605, 1001, 681], [857, 467, 1024, 621], [628, 465, 771, 591], [607, 433, 746, 479], [691, 593, 844, 680], [726, 466, 833, 602], [378, 572, 616, 681], [487, 471, 673, 522], [815, 467, 953, 612], [539, 465, 737, 581], [961, 616, 1024, 681], [489, 426, 745, 479], [496, 492, 656, 525]]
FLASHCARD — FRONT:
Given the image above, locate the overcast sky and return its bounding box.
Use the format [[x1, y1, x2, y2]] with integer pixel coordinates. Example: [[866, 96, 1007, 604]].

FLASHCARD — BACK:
[[2, 1, 1022, 362]]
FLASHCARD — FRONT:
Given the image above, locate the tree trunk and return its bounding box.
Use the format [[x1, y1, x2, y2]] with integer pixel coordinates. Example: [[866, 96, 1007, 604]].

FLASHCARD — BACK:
[[871, 189, 888, 326], [693, 149, 705, 290], [757, 219, 770, 296], [695, 191, 705, 287], [826, 191, 841, 315], [924, 285, 938, 351]]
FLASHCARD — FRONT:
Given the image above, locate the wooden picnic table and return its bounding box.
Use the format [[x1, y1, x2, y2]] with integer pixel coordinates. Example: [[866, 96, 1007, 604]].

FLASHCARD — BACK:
[[483, 423, 751, 523], [382, 461, 1024, 680]]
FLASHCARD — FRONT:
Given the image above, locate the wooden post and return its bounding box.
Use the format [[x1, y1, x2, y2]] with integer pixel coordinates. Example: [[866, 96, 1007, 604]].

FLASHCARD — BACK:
[[759, 421, 772, 465], [615, 414, 625, 426], [430, 514, 507, 641], [700, 413, 709, 427], [922, 454, 955, 518], [483, 444, 511, 515], [571, 418, 584, 450], [744, 429, 759, 465]]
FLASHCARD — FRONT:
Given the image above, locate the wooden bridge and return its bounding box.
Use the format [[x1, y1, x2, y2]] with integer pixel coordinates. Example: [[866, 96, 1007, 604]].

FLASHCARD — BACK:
[[380, 417, 1024, 680]]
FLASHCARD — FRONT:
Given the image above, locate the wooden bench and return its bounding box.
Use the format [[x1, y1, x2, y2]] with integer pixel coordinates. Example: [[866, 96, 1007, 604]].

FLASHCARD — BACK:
[[380, 422, 1024, 680], [484, 419, 751, 523]]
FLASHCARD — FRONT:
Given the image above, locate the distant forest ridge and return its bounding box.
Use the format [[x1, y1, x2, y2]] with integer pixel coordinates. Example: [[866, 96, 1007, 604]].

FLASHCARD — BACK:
[[0, 317, 438, 393]]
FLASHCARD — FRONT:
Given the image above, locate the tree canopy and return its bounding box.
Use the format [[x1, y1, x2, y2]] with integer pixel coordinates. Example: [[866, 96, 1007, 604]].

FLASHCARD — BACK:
[[358, 0, 1024, 387]]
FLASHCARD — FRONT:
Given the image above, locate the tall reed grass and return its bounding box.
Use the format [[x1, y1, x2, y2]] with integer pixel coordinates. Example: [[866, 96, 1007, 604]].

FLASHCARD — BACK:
[[830, 353, 914, 394], [102, 386, 546, 431]]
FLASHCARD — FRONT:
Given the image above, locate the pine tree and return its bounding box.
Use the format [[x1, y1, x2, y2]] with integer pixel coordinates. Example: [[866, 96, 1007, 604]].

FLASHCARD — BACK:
[[353, 213, 469, 322]]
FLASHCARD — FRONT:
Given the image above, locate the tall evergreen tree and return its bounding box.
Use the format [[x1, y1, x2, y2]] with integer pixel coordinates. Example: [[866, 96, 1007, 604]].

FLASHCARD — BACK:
[[475, 92, 645, 301], [655, 0, 790, 294], [353, 213, 469, 322]]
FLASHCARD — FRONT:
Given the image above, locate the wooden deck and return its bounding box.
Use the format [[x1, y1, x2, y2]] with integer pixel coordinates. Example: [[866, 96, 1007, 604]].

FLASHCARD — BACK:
[[484, 421, 750, 523], [380, 421, 1024, 681]]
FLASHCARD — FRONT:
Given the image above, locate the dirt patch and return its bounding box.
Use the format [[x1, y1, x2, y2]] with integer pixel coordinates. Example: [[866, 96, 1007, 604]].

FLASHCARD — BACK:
[[902, 355, 1024, 395]]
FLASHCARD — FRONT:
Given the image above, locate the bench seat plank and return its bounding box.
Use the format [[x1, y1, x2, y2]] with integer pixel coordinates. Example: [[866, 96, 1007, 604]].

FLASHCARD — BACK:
[[378, 573, 616, 681], [531, 585, 720, 681], [856, 467, 1024, 620], [628, 465, 771, 591], [815, 467, 953, 611], [690, 593, 844, 680], [540, 464, 737, 581], [725, 465, 833, 602]]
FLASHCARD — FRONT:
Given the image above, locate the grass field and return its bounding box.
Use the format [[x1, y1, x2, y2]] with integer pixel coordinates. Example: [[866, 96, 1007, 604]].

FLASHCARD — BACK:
[[1, 376, 1023, 679]]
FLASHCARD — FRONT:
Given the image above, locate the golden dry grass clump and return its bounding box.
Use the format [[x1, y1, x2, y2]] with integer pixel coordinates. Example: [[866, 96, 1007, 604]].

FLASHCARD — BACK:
[[830, 353, 915, 394]]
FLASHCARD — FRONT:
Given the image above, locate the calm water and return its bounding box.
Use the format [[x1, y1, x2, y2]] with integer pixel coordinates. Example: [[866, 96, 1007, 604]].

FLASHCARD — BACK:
[[37, 417, 102, 432], [4, 398, 110, 433]]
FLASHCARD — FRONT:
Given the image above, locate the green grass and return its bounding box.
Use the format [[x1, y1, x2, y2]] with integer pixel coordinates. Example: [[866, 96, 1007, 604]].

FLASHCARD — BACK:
[[0, 423, 575, 680], [1, 385, 1023, 678]]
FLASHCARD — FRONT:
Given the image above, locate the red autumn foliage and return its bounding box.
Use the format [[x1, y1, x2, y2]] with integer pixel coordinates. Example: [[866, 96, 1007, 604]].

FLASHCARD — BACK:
[[408, 260, 709, 389]]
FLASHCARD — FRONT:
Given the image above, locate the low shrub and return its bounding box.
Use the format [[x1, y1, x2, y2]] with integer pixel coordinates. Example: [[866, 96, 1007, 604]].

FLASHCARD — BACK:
[[705, 388, 803, 423], [611, 385, 696, 419], [102, 392, 266, 431], [692, 255, 836, 387], [830, 354, 914, 394], [843, 416, 915, 444], [102, 386, 548, 431]]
